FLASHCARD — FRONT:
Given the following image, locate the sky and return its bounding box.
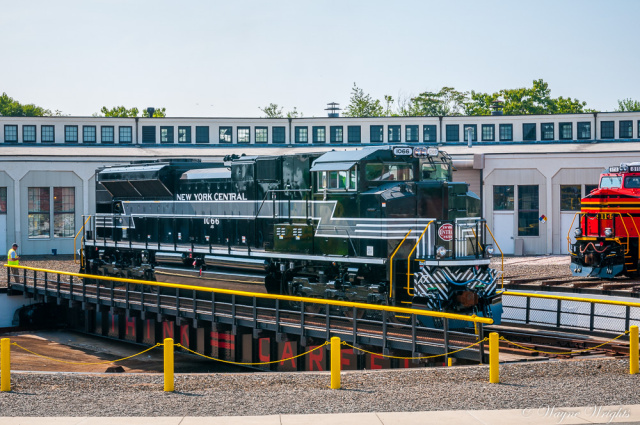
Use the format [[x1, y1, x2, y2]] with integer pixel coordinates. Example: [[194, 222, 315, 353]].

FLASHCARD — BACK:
[[1, 0, 639, 118]]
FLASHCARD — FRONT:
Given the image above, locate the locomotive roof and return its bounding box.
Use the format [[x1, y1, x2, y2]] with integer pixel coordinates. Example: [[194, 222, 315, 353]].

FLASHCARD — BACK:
[[180, 168, 232, 180], [310, 146, 397, 172]]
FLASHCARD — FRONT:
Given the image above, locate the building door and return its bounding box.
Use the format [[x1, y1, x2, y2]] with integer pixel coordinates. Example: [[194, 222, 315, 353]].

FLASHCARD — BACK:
[[493, 212, 515, 255], [560, 185, 582, 255], [492, 185, 515, 255]]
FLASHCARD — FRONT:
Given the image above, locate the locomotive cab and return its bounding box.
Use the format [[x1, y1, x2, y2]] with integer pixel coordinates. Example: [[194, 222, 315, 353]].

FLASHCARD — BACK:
[[570, 163, 640, 278]]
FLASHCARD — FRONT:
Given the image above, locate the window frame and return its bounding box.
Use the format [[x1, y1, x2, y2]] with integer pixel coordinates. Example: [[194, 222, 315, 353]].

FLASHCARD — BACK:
[[559, 122, 573, 140], [83, 125, 96, 143], [330, 126, 343, 143], [517, 185, 539, 237], [445, 124, 459, 142], [160, 126, 174, 144], [312, 126, 326, 143], [4, 125, 18, 143], [28, 187, 51, 239], [255, 127, 268, 143], [522, 123, 536, 141], [405, 125, 419, 143], [463, 124, 477, 142], [560, 185, 581, 211], [272, 127, 286, 144], [499, 124, 513, 141], [53, 187, 75, 238], [423, 125, 437, 142], [347, 125, 361, 143], [388, 125, 401, 143], [178, 126, 192, 143], [41, 125, 55, 143], [195, 126, 209, 144], [237, 126, 250, 143], [620, 120, 633, 139], [577, 122, 591, 140], [601, 121, 614, 139], [219, 126, 233, 143], [101, 126, 114, 144], [493, 185, 514, 211], [141, 126, 156, 144], [119, 126, 133, 144], [23, 125, 36, 143], [370, 125, 383, 143], [541, 123, 554, 141], [295, 126, 308, 143], [481, 124, 495, 142]]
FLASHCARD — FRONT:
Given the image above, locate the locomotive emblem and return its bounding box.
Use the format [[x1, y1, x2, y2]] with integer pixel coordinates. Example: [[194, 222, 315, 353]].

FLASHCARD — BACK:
[[438, 223, 453, 241]]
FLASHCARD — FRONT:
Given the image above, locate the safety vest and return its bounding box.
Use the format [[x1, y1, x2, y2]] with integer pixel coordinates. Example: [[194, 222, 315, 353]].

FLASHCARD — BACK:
[[7, 248, 18, 266]]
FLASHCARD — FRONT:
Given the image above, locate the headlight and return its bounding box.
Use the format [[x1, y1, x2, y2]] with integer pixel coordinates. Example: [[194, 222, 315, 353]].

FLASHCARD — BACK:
[[436, 246, 447, 258], [574, 228, 582, 237], [486, 245, 495, 256], [604, 228, 613, 237]]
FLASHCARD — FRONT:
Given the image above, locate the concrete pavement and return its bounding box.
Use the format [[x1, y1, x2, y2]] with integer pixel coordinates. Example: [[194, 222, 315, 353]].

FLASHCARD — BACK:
[[1, 405, 640, 425]]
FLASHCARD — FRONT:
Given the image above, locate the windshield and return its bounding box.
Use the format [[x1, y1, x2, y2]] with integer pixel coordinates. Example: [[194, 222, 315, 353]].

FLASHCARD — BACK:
[[625, 176, 640, 188], [365, 163, 414, 181], [600, 176, 622, 189], [422, 162, 451, 181]]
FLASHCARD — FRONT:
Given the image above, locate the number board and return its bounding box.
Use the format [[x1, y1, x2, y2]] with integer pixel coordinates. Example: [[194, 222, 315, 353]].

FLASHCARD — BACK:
[[393, 147, 413, 156]]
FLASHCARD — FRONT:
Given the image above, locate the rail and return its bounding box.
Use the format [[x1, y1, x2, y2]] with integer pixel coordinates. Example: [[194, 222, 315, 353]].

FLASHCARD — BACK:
[[501, 290, 640, 334]]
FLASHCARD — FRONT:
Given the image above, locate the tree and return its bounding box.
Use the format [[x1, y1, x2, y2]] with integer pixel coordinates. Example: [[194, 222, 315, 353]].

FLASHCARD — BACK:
[[410, 87, 468, 116], [98, 106, 166, 117], [0, 92, 53, 116], [342, 83, 384, 117], [286, 107, 303, 118], [616, 98, 640, 112], [259, 103, 284, 118]]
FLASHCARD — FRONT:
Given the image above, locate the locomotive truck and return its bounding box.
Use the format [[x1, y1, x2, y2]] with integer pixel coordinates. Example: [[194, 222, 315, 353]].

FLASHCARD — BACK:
[[570, 162, 640, 278], [81, 145, 502, 324]]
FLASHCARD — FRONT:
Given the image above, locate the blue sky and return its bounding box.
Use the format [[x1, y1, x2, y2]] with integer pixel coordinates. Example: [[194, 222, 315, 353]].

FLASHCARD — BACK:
[[1, 0, 638, 117]]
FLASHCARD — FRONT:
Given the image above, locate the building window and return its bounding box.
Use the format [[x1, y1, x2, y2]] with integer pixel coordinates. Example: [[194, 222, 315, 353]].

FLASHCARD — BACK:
[[256, 127, 268, 143], [518, 185, 539, 236], [348, 126, 361, 143], [541, 123, 554, 140], [23, 125, 36, 143], [620, 120, 633, 139], [42, 125, 55, 143], [445, 125, 459, 142], [295, 126, 308, 143], [160, 126, 174, 143], [493, 185, 514, 211], [330, 126, 343, 143], [423, 125, 437, 142], [83, 126, 96, 143], [178, 126, 191, 143], [601, 121, 614, 139], [273, 127, 286, 143], [4, 125, 18, 143], [313, 126, 326, 143], [142, 126, 156, 143], [101, 126, 114, 143], [405, 125, 418, 142], [389, 125, 401, 143], [238, 127, 250, 143], [481, 124, 495, 142], [53, 187, 75, 238], [577, 122, 591, 140], [29, 187, 50, 238], [560, 185, 581, 211], [559, 122, 573, 140], [64, 125, 78, 143], [119, 126, 133, 144], [463, 124, 477, 142], [522, 123, 536, 141], [585, 184, 598, 195], [370, 125, 383, 143], [499, 124, 513, 141], [195, 126, 209, 143], [219, 127, 232, 143], [0, 187, 6, 213]]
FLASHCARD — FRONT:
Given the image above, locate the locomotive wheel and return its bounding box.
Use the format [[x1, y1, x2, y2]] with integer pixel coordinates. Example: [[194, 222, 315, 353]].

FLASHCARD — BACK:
[[304, 303, 325, 315], [344, 306, 365, 320]]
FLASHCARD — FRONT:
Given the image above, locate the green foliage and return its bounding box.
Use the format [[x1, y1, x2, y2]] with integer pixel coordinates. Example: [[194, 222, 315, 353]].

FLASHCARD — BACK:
[[342, 83, 384, 117], [0, 92, 53, 116], [410, 87, 468, 116], [616, 98, 640, 112], [259, 103, 284, 118], [286, 107, 302, 118], [98, 106, 166, 117], [142, 107, 166, 118]]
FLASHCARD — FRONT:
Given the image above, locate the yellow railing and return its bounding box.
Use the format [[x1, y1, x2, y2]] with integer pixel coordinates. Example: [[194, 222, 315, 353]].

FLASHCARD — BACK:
[[73, 215, 92, 265], [4, 264, 494, 324], [483, 223, 504, 289], [502, 290, 640, 309], [405, 221, 434, 297], [388, 229, 412, 301]]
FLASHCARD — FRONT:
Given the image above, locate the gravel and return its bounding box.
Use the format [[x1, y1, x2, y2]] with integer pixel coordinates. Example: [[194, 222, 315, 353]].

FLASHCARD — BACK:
[[0, 358, 637, 416]]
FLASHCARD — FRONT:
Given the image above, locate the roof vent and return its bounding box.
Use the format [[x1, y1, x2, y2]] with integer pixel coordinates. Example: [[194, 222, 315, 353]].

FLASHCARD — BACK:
[[490, 99, 504, 116], [325, 102, 340, 118], [147, 107, 155, 117]]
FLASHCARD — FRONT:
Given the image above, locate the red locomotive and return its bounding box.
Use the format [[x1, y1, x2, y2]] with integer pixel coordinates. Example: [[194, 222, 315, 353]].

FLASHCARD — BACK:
[[570, 163, 640, 278]]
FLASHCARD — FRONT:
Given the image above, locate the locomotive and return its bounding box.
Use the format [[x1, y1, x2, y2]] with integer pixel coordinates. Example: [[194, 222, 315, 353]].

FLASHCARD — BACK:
[[570, 163, 640, 278], [81, 145, 502, 324]]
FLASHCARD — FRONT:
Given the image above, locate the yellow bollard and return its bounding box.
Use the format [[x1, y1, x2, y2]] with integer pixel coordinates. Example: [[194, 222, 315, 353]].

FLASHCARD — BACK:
[[1, 338, 9, 392], [330, 337, 341, 389], [164, 338, 174, 392], [489, 332, 499, 384], [630, 326, 639, 375], [447, 357, 452, 367]]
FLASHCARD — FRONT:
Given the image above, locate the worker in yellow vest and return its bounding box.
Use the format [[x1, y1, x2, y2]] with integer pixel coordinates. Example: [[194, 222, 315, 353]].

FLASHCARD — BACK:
[[7, 243, 20, 283]]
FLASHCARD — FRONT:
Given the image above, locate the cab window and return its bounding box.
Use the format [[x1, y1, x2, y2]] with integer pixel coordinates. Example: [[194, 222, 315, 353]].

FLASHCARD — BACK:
[[365, 163, 413, 181], [625, 176, 640, 188], [422, 162, 451, 181], [600, 176, 622, 189], [317, 168, 357, 191]]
